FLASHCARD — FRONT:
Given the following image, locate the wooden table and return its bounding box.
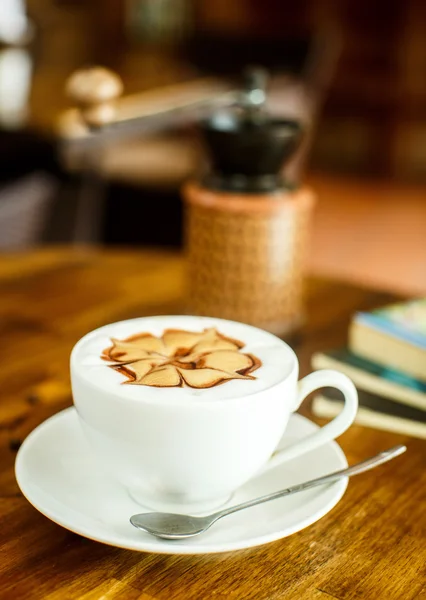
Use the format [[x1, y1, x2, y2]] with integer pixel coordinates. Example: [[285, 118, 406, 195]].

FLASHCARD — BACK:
[[0, 248, 425, 600]]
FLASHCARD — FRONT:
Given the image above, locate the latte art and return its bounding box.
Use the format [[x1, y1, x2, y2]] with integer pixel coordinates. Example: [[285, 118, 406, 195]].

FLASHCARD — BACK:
[[71, 316, 295, 401], [102, 328, 261, 389]]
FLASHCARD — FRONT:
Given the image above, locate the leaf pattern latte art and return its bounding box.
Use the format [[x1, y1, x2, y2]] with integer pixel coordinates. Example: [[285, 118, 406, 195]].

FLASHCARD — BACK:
[[101, 328, 261, 389]]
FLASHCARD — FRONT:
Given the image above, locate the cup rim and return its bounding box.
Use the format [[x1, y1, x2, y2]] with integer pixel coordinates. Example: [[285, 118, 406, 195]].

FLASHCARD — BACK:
[[70, 315, 299, 407]]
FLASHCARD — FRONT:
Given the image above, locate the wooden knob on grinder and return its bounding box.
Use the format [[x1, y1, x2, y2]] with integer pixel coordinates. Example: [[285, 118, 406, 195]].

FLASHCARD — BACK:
[[66, 67, 123, 129]]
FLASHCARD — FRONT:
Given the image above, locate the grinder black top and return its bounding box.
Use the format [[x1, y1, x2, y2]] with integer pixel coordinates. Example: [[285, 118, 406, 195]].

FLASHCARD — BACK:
[[201, 68, 303, 193]]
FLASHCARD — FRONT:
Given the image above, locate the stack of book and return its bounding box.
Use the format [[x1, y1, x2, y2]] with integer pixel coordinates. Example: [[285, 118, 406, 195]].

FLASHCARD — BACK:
[[311, 298, 426, 439]]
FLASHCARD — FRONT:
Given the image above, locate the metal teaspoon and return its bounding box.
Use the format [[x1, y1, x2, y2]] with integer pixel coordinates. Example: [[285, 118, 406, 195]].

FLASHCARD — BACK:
[[130, 445, 406, 540]]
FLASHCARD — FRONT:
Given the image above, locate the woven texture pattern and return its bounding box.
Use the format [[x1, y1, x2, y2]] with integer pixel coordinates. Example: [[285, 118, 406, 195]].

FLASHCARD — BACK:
[[184, 183, 315, 335]]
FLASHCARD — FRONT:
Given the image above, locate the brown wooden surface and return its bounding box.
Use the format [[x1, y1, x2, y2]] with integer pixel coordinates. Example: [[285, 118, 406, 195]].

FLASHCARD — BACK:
[[0, 248, 425, 600]]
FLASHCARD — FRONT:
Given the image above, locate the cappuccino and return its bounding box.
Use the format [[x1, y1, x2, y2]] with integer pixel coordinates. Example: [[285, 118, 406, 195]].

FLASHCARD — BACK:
[[71, 315, 358, 512], [72, 315, 295, 401]]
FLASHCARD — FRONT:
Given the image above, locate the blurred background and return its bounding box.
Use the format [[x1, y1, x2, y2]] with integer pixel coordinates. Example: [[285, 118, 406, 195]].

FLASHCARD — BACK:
[[0, 0, 425, 294]]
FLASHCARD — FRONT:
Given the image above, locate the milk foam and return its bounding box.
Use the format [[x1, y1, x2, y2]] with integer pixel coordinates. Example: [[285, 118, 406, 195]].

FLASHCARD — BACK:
[[71, 316, 296, 401]]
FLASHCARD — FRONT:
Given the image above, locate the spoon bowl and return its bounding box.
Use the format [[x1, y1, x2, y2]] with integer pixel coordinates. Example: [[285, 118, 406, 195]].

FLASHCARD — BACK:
[[130, 513, 218, 540]]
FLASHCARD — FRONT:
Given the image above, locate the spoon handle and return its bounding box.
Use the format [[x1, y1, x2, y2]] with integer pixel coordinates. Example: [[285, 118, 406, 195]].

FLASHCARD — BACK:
[[214, 445, 406, 520]]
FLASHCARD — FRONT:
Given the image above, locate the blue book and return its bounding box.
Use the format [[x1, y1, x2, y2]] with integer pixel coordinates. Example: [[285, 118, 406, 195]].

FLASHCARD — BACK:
[[349, 299, 426, 383], [354, 299, 426, 348]]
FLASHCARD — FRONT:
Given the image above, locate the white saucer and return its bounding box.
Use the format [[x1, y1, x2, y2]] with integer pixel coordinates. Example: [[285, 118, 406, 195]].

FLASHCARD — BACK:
[[15, 407, 348, 555]]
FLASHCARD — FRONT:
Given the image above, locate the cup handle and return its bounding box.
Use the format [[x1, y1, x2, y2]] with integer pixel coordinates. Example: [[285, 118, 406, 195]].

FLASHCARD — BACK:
[[264, 369, 358, 471]]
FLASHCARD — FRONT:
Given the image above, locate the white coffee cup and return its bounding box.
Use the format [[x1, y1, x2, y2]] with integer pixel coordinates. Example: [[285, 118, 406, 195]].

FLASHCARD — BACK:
[[70, 315, 358, 513]]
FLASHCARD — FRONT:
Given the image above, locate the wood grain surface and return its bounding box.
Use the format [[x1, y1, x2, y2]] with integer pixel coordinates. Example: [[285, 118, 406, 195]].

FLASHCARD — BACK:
[[0, 248, 424, 600]]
